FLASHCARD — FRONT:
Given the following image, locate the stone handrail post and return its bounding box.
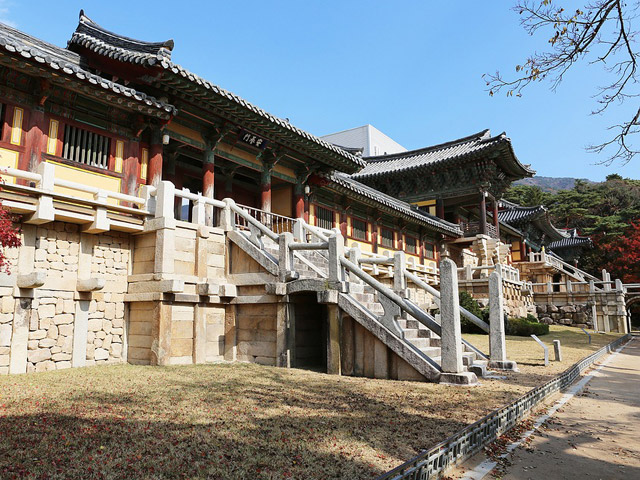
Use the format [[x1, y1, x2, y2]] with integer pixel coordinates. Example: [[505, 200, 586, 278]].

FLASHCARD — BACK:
[[278, 232, 294, 282], [347, 243, 362, 284], [192, 198, 206, 226], [489, 271, 506, 364], [439, 258, 463, 374], [31, 161, 55, 224], [547, 281, 552, 293], [139, 185, 156, 215], [155, 181, 175, 221], [393, 251, 407, 294], [86, 191, 109, 233], [328, 229, 344, 283], [293, 218, 305, 242], [218, 198, 235, 231]]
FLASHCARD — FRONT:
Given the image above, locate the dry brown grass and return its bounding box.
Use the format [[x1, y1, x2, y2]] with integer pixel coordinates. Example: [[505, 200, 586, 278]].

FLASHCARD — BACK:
[[464, 325, 624, 388], [0, 326, 621, 479]]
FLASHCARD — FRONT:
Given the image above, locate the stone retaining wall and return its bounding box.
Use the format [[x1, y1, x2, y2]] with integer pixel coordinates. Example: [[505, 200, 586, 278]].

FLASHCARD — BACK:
[[0, 222, 131, 374]]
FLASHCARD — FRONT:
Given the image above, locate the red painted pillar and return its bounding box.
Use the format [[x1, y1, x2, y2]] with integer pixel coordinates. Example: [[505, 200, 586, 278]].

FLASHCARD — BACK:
[[293, 181, 305, 219], [519, 238, 526, 262], [340, 208, 348, 238], [261, 168, 272, 212], [148, 128, 163, 187], [203, 148, 215, 225], [371, 219, 379, 254], [479, 192, 487, 236], [22, 107, 47, 172]]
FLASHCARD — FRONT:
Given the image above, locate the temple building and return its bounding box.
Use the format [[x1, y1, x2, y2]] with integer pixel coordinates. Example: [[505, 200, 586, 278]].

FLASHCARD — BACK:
[[0, 12, 629, 381]]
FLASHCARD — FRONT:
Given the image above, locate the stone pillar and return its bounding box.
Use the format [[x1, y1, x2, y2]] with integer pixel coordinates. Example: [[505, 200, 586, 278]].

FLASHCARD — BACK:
[[148, 127, 164, 187], [193, 303, 206, 364], [276, 302, 289, 367], [440, 258, 463, 374], [150, 302, 172, 366], [326, 304, 341, 375], [72, 301, 90, 368], [202, 147, 215, 226], [223, 305, 237, 361], [9, 298, 30, 374], [553, 339, 562, 362], [488, 271, 517, 370], [479, 192, 487, 236]]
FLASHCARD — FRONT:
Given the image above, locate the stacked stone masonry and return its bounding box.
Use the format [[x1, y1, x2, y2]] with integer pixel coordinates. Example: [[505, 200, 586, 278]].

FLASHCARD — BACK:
[[0, 223, 130, 374]]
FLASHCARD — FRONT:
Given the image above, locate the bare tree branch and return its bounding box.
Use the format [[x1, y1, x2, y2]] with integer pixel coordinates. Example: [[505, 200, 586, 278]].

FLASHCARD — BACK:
[[486, 0, 640, 165]]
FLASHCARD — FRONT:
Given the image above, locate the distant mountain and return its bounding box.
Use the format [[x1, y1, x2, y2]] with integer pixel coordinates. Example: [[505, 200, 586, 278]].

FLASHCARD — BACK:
[[513, 176, 594, 193]]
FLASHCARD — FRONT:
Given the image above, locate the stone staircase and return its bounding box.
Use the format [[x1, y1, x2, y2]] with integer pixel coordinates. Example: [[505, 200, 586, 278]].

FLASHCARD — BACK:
[[243, 232, 487, 381]]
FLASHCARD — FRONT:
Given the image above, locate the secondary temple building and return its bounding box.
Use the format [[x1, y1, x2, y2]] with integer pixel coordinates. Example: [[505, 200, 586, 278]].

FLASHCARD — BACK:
[[0, 12, 629, 380]]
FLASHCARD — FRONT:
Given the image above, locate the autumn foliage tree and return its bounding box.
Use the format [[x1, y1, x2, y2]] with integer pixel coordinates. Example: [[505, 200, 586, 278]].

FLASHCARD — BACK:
[[601, 221, 640, 282], [0, 174, 21, 272]]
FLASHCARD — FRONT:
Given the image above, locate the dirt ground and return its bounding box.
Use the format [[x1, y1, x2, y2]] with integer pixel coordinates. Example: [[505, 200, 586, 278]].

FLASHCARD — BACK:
[[450, 336, 640, 480]]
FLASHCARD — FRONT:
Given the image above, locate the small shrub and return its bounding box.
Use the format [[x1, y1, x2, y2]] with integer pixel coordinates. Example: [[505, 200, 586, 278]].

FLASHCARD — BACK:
[[459, 291, 490, 334], [507, 316, 549, 336]]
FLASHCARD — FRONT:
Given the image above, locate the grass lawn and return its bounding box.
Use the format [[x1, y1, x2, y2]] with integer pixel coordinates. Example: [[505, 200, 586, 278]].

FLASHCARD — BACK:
[[0, 326, 622, 479], [464, 325, 624, 388]]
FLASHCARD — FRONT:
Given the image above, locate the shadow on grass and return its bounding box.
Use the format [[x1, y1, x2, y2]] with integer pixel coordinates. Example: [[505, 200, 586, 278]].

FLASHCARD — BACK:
[[0, 364, 475, 480]]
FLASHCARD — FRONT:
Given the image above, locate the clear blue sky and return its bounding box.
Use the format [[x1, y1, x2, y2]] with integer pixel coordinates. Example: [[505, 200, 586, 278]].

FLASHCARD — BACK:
[[4, 0, 639, 181]]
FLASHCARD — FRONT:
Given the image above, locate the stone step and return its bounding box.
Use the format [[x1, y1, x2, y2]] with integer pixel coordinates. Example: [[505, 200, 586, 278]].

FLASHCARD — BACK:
[[462, 352, 476, 366], [407, 337, 432, 349], [403, 328, 432, 339]]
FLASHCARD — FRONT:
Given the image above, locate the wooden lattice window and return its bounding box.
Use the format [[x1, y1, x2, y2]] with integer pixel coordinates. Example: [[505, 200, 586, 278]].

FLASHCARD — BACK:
[[405, 236, 417, 254], [62, 124, 111, 169], [381, 228, 394, 248], [424, 242, 435, 260], [315, 205, 334, 230], [351, 218, 367, 241]]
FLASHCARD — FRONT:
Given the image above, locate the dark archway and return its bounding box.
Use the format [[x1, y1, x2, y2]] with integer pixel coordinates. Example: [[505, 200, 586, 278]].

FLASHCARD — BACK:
[[289, 293, 327, 371]]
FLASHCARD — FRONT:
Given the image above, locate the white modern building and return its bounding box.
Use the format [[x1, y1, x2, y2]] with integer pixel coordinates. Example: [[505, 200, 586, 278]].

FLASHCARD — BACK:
[[321, 124, 407, 157]]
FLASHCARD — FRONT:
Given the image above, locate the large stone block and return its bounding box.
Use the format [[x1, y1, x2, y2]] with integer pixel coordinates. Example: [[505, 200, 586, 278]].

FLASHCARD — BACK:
[[0, 324, 11, 346], [87, 318, 103, 332], [28, 349, 52, 363]]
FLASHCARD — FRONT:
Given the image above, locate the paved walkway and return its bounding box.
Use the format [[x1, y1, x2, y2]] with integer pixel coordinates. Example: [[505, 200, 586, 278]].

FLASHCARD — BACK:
[[454, 337, 640, 480]]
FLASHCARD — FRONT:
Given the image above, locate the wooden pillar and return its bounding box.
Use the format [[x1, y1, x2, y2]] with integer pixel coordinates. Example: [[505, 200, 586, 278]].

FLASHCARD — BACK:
[[492, 197, 500, 237], [260, 166, 272, 212], [479, 192, 487, 236], [519, 238, 526, 261], [22, 106, 47, 173], [148, 128, 164, 187], [202, 147, 215, 225], [293, 178, 305, 219], [436, 198, 445, 219], [339, 201, 348, 238], [371, 215, 379, 254]]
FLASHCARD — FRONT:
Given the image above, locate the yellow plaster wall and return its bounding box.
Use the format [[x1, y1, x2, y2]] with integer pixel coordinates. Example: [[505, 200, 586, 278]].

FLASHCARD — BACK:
[[0, 147, 19, 184], [49, 161, 121, 206], [272, 185, 292, 217]]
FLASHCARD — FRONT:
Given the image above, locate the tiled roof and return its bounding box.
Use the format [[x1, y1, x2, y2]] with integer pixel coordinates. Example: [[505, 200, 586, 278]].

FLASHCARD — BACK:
[[67, 11, 365, 173], [352, 130, 535, 180], [498, 204, 547, 225], [327, 172, 462, 236], [548, 229, 593, 250], [69, 11, 173, 67], [0, 21, 176, 118], [498, 201, 568, 242]]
